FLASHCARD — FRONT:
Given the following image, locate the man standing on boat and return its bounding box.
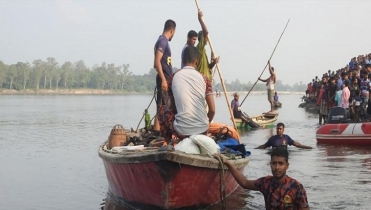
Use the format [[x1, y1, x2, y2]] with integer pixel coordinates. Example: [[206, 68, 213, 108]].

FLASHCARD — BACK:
[[153, 19, 176, 131], [172, 46, 215, 137], [256, 123, 312, 149], [181, 30, 198, 68], [215, 147, 310, 209], [259, 60, 276, 113], [196, 9, 219, 81]]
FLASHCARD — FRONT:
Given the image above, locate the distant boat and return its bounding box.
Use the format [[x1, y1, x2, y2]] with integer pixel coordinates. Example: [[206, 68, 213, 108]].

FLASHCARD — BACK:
[[235, 112, 278, 129], [274, 101, 282, 108]]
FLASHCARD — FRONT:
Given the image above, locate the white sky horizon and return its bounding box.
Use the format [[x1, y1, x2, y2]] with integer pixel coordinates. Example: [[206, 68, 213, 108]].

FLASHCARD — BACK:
[[1, 0, 370, 86]]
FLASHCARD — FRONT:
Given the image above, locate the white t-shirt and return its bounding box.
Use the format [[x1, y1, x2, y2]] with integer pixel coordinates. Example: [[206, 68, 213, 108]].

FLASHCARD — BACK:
[[172, 66, 210, 136]]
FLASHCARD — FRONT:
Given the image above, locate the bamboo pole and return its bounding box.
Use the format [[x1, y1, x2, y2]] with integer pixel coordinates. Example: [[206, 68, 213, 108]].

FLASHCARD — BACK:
[[195, 0, 238, 131], [240, 19, 290, 106]]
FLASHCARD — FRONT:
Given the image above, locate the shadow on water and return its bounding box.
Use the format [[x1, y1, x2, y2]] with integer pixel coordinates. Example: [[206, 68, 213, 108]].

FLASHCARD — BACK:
[[101, 187, 254, 210], [317, 144, 371, 157]]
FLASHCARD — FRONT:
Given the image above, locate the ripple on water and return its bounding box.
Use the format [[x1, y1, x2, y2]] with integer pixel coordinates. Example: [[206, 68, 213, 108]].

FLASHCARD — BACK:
[[1, 95, 371, 210]]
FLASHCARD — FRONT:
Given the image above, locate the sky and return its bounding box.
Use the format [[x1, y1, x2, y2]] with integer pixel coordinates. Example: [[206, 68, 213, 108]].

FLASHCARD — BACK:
[[1, 0, 370, 86]]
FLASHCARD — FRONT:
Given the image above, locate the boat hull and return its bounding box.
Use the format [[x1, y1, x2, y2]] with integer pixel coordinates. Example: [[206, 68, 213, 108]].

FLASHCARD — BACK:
[[99, 146, 249, 209], [274, 101, 282, 108], [235, 113, 278, 129], [316, 123, 371, 145]]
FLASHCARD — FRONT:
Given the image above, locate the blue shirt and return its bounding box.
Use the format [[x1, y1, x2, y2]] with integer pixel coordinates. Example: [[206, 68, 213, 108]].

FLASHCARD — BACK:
[[274, 95, 278, 102], [264, 134, 294, 148], [180, 44, 188, 68], [154, 35, 172, 79], [231, 99, 239, 111], [337, 79, 343, 90]]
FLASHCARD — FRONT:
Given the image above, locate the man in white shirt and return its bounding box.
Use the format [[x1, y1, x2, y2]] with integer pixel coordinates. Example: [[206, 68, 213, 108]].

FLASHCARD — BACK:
[[259, 60, 276, 113]]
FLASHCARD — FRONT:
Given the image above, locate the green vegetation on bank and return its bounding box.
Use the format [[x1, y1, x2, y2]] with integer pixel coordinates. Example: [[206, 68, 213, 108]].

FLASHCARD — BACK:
[[0, 58, 307, 93]]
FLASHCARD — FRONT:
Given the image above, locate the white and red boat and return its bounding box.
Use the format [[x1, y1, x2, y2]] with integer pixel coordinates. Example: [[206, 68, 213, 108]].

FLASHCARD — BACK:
[[316, 122, 371, 145], [99, 124, 250, 209]]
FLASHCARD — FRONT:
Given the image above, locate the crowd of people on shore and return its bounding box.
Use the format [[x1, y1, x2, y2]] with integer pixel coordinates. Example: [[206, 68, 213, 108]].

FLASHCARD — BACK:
[[305, 53, 371, 124]]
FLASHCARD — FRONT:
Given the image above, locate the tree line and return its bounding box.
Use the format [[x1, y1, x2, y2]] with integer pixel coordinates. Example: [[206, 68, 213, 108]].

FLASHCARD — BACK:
[[0, 58, 306, 93]]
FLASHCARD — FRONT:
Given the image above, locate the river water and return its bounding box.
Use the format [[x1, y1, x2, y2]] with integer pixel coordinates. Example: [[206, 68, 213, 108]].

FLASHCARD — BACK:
[[0, 94, 370, 210]]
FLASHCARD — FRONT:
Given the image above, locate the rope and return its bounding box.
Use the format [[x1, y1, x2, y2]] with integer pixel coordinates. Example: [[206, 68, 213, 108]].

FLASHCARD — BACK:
[[215, 155, 227, 210], [135, 87, 157, 132]]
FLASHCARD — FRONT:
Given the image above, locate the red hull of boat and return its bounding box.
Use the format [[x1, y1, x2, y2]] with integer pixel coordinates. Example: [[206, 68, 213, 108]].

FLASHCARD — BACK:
[[316, 123, 371, 145], [102, 160, 244, 209]]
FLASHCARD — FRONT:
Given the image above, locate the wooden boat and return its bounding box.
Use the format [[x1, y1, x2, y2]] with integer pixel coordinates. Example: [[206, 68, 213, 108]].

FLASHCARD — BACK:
[[316, 122, 371, 145], [98, 141, 250, 209], [235, 112, 278, 129], [274, 101, 282, 108]]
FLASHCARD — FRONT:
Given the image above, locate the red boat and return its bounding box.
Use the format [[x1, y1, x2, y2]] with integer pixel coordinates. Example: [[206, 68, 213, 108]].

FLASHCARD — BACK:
[[98, 142, 250, 209], [316, 122, 371, 145]]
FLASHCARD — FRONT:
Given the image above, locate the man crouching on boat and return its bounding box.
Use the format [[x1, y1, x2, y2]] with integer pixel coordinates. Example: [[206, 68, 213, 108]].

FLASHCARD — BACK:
[[172, 46, 215, 137], [214, 147, 310, 209]]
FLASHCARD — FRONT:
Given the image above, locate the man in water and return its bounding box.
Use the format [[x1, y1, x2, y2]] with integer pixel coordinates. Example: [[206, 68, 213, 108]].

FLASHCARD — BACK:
[[256, 122, 312, 149], [214, 147, 310, 209], [172, 46, 215, 137], [181, 30, 198, 68], [259, 60, 276, 113], [231, 92, 242, 118], [196, 9, 218, 81], [153, 19, 176, 131]]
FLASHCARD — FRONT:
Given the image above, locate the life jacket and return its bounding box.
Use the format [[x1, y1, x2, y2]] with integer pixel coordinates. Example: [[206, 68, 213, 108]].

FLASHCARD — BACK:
[[208, 122, 240, 143]]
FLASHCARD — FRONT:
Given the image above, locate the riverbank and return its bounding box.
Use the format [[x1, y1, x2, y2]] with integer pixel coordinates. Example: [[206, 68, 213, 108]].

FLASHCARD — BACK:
[[0, 88, 305, 96], [0, 89, 147, 95]]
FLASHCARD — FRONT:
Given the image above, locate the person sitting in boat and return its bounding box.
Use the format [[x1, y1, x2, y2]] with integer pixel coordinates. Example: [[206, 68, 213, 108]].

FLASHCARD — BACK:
[[214, 147, 310, 210], [255, 122, 312, 149], [172, 45, 215, 138], [273, 92, 279, 106], [231, 92, 242, 119]]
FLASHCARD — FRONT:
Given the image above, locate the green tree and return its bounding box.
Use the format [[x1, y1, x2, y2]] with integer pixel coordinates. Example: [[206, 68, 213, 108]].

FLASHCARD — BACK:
[[7, 64, 17, 89], [0, 61, 6, 88], [32, 59, 45, 90], [119, 64, 132, 90], [74, 60, 90, 88], [16, 62, 30, 90], [46, 57, 58, 89], [60, 61, 73, 88]]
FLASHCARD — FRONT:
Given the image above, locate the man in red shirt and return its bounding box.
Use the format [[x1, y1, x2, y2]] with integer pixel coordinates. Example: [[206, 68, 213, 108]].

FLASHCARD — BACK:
[[215, 147, 309, 210]]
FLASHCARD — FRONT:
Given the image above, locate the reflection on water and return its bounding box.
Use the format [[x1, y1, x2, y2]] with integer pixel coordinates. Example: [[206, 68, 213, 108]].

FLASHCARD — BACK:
[[102, 187, 251, 210], [1, 95, 371, 210]]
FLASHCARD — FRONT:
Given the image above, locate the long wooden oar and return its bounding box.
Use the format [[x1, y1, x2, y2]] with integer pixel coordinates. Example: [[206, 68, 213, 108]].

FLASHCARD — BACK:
[[240, 19, 290, 107], [195, 0, 238, 131]]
